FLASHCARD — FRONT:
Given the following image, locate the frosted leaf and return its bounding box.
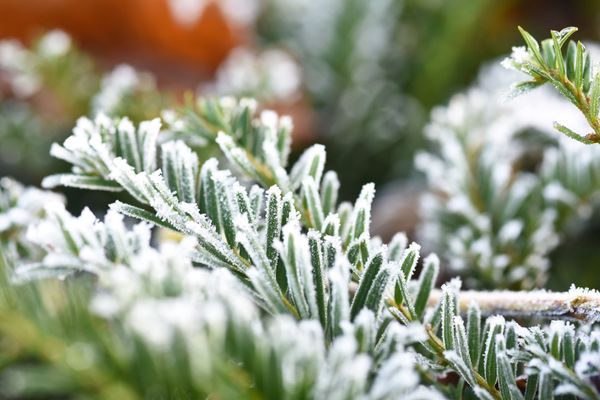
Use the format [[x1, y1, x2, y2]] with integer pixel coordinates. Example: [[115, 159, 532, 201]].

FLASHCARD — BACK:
[[548, 320, 575, 339], [394, 323, 428, 344], [276, 217, 318, 319], [322, 213, 340, 236], [26, 209, 70, 251], [185, 220, 244, 272], [289, 144, 326, 190], [315, 332, 371, 400], [302, 177, 324, 229], [263, 140, 290, 190], [92, 64, 150, 114], [246, 267, 287, 314], [575, 352, 600, 378], [486, 315, 506, 328], [444, 350, 476, 387], [110, 158, 150, 203], [161, 109, 187, 134], [554, 383, 588, 398], [498, 219, 524, 244], [90, 293, 121, 317], [353, 309, 376, 350], [234, 213, 271, 273], [138, 118, 161, 173], [216, 132, 262, 182], [543, 181, 578, 205], [369, 352, 423, 397], [126, 298, 198, 349]]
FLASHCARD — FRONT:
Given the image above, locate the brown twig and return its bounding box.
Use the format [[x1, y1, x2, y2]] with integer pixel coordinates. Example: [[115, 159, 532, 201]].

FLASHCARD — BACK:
[[427, 287, 600, 322]]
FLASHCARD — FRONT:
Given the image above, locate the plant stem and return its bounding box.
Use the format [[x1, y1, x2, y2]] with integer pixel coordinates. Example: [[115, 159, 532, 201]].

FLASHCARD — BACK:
[[427, 288, 600, 322]]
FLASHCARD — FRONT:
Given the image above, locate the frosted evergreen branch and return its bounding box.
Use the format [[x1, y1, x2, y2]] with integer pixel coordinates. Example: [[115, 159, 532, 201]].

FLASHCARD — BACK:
[[504, 26, 600, 144], [39, 99, 411, 338], [35, 98, 516, 396], [182, 99, 326, 225], [24, 90, 600, 399]]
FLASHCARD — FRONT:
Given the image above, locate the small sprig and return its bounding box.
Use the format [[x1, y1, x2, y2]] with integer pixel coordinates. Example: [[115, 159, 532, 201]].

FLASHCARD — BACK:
[[504, 26, 600, 144], [39, 102, 403, 341]]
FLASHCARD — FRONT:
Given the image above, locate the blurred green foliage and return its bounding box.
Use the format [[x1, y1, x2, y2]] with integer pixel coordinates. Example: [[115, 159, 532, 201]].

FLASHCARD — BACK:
[[257, 0, 600, 197], [0, 35, 167, 186], [3, 1, 600, 197]]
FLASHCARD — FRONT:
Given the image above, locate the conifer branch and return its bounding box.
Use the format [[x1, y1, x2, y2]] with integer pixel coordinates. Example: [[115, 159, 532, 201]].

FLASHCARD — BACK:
[[504, 26, 600, 143]]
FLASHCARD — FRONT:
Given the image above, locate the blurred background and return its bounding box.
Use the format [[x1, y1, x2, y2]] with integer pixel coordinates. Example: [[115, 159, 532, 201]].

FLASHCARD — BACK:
[[2, 0, 600, 290]]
